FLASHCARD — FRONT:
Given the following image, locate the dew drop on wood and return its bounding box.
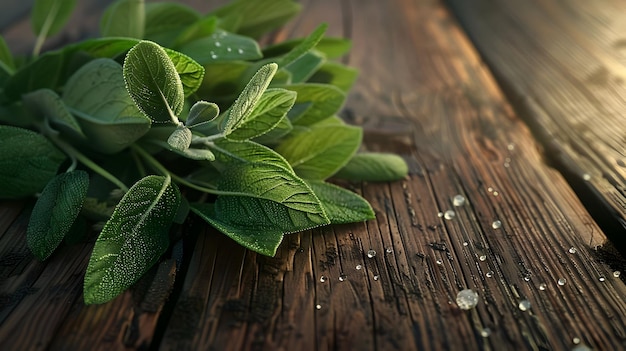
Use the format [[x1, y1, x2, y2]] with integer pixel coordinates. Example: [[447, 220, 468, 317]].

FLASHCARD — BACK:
[[456, 289, 479, 310]]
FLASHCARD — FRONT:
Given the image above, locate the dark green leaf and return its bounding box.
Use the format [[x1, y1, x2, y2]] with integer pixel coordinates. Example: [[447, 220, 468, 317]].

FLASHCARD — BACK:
[[123, 41, 184, 123], [280, 83, 346, 126], [144, 2, 201, 46], [178, 30, 262, 65], [186, 101, 219, 128], [100, 0, 145, 38], [194, 61, 250, 103], [32, 0, 77, 38], [227, 88, 296, 140], [63, 58, 151, 154], [334, 153, 409, 182], [275, 125, 362, 180], [210, 0, 301, 38], [173, 16, 218, 47], [0, 35, 15, 72], [283, 51, 325, 84], [252, 115, 293, 145], [22, 88, 84, 138], [0, 126, 66, 199], [306, 180, 374, 224], [278, 24, 327, 67], [27, 170, 89, 260], [84, 175, 181, 305], [164, 48, 205, 98], [191, 203, 283, 256], [309, 62, 359, 92]]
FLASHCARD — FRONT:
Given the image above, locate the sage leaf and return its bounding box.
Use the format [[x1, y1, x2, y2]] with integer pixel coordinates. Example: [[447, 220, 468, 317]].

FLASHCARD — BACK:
[[123, 41, 184, 124], [220, 63, 277, 135], [63, 58, 151, 154], [163, 48, 205, 98], [186, 101, 219, 128], [211, 139, 293, 172], [173, 16, 218, 47], [275, 125, 362, 180], [227, 88, 296, 140], [84, 175, 181, 305], [167, 125, 192, 151], [0, 35, 15, 73], [190, 203, 283, 256], [215, 163, 329, 233], [195, 61, 250, 103], [23, 89, 84, 138], [335, 153, 409, 182], [253, 115, 293, 145], [306, 180, 374, 224], [309, 62, 359, 92], [100, 0, 145, 38], [27, 170, 89, 260], [0, 126, 66, 199], [210, 0, 301, 38], [144, 2, 201, 46], [283, 51, 325, 84], [178, 30, 262, 64], [264, 37, 352, 60], [278, 23, 327, 67], [32, 0, 77, 39], [280, 83, 346, 126]]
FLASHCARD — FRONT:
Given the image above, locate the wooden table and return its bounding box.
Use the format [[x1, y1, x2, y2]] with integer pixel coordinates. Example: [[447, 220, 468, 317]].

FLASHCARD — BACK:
[[2, 0, 626, 350]]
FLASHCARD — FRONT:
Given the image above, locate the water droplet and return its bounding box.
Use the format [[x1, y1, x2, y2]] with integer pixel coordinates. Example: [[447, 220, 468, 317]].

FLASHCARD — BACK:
[[613, 271, 621, 278], [316, 304, 322, 310], [492, 220, 502, 229], [493, 191, 499, 196], [539, 283, 547, 290], [486, 271, 494, 278], [456, 289, 479, 310], [599, 276, 606, 282], [238, 48, 244, 54], [572, 337, 581, 345], [463, 241, 469, 247], [215, 41, 221, 47], [367, 249, 376, 258], [453, 195, 466, 206], [373, 275, 380, 281], [583, 173, 591, 181], [479, 255, 487, 261], [488, 187, 494, 193], [480, 328, 491, 337], [436, 259, 443, 265], [504, 162, 510, 168], [338, 273, 347, 281], [227, 47, 232, 52], [211, 54, 218, 59], [518, 299, 531, 311], [356, 264, 363, 270], [444, 210, 456, 220], [558, 278, 567, 286], [319, 275, 327, 283], [438, 211, 444, 217], [507, 143, 515, 151], [386, 247, 393, 254], [568, 247, 577, 254], [505, 157, 511, 163], [524, 275, 531, 282]]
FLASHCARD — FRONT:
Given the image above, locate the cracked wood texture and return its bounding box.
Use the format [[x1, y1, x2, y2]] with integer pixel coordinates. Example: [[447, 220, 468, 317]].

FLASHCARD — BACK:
[[1, 0, 626, 350]]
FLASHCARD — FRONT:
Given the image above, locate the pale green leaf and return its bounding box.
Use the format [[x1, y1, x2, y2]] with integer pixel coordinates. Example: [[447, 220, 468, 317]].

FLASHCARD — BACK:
[[227, 88, 296, 140], [100, 0, 145, 38], [253, 115, 293, 145], [31, 0, 77, 37], [178, 30, 262, 65], [63, 58, 151, 154], [275, 125, 362, 180], [186, 101, 219, 128], [0, 126, 66, 199], [283, 51, 325, 84], [210, 0, 301, 37], [84, 175, 181, 305], [280, 83, 346, 126], [123, 41, 184, 123], [27, 170, 89, 260], [167, 125, 192, 151], [264, 37, 352, 60], [191, 203, 283, 256], [23, 89, 84, 138], [0, 35, 15, 72], [163, 48, 205, 98], [278, 24, 327, 67], [306, 180, 374, 224], [144, 2, 201, 46], [335, 153, 409, 182], [211, 139, 293, 172], [220, 63, 277, 135], [309, 62, 359, 92]]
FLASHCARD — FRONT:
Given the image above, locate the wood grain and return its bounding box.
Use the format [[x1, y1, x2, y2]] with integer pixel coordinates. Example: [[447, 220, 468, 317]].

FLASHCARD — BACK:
[[1, 0, 626, 350]]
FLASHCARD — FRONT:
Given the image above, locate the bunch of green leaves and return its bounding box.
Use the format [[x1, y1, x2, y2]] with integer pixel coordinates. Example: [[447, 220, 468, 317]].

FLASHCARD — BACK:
[[0, 0, 408, 305]]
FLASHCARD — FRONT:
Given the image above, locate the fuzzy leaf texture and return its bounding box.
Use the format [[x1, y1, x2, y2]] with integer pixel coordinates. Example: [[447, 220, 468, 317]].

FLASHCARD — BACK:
[[83, 175, 181, 304], [164, 48, 205, 97], [123, 41, 185, 123], [186, 101, 219, 128], [27, 171, 89, 260], [335, 153, 409, 182], [306, 180, 375, 224], [0, 126, 66, 199], [167, 125, 192, 151]]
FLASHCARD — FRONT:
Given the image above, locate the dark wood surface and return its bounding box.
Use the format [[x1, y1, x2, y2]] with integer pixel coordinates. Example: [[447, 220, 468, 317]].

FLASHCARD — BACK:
[[2, 0, 626, 350]]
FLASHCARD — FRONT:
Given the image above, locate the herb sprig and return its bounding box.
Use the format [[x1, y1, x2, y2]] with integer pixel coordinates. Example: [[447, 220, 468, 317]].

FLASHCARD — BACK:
[[0, 0, 408, 304]]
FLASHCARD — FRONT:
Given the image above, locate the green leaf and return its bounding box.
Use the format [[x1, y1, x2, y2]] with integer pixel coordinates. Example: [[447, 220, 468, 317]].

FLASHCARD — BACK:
[[309, 62, 359, 92], [334, 153, 409, 182], [63, 58, 151, 154], [31, 0, 77, 38], [163, 48, 205, 98], [283, 51, 325, 84], [275, 125, 362, 180], [186, 101, 219, 128], [211, 139, 293, 172], [173, 16, 218, 47], [227, 88, 296, 140], [220, 63, 277, 135], [22, 89, 84, 138], [84, 175, 181, 305], [0, 35, 15, 72], [190, 203, 283, 256], [278, 24, 327, 68], [178, 30, 262, 65], [27, 170, 89, 260], [100, 0, 145, 38], [306, 180, 375, 224], [194, 61, 250, 104], [252, 115, 293, 145], [210, 0, 301, 38], [0, 126, 66, 199], [123, 41, 184, 123], [264, 37, 352, 60], [167, 125, 192, 151], [144, 2, 201, 46], [280, 83, 346, 126]]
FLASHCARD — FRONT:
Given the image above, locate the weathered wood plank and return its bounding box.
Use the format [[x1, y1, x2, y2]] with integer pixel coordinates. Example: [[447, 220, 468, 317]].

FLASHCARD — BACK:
[[447, 0, 626, 239]]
